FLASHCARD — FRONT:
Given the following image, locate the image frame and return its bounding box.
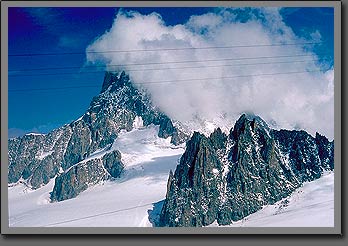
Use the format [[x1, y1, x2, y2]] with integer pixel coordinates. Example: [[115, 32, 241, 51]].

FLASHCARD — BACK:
[[0, 0, 342, 235]]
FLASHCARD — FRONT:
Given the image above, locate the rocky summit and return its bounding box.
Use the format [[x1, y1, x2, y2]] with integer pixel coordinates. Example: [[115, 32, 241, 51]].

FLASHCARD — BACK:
[[159, 114, 334, 227], [8, 71, 188, 201]]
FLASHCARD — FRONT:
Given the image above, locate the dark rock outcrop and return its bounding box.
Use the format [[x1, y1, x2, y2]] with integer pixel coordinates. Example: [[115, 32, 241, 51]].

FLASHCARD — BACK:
[[50, 150, 124, 202], [50, 159, 108, 202], [160, 131, 223, 226], [315, 132, 334, 170], [102, 150, 123, 178], [159, 114, 334, 227], [8, 128, 73, 189]]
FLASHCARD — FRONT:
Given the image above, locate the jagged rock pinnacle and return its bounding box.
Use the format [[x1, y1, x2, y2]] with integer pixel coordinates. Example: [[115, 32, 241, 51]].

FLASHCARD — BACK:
[[159, 114, 334, 227]]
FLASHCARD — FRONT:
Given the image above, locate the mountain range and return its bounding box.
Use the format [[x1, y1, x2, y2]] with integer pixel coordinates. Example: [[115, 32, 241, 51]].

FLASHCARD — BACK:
[[8, 71, 334, 226]]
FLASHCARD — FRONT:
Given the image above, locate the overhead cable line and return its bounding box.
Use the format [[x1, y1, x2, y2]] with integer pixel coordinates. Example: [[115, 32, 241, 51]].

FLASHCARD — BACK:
[[8, 59, 319, 77], [9, 69, 324, 93], [9, 52, 325, 75], [40, 202, 154, 227], [8, 42, 323, 57], [9, 55, 319, 72], [132, 69, 323, 85]]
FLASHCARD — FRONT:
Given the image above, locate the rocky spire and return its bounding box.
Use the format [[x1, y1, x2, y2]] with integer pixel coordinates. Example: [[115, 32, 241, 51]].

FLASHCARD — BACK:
[[159, 114, 334, 227], [100, 71, 130, 93]]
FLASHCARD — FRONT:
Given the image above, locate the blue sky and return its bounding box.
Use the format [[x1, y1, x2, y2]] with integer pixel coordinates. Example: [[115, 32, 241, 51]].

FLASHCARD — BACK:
[[8, 7, 334, 138]]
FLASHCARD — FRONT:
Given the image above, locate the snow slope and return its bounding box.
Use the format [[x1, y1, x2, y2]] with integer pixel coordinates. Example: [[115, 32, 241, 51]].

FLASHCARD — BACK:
[[207, 171, 335, 227], [9, 125, 184, 227], [8, 125, 334, 227]]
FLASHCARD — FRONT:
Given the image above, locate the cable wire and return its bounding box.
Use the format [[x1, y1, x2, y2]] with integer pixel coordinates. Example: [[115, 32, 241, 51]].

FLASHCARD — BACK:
[[9, 69, 324, 93], [8, 59, 319, 77], [8, 42, 323, 57], [40, 202, 154, 227]]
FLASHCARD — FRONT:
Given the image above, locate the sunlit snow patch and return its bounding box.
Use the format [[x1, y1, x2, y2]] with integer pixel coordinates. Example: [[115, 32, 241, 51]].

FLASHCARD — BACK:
[[111, 124, 184, 168]]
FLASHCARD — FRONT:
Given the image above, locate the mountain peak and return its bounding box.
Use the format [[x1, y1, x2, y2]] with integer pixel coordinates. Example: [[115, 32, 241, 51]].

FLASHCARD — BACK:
[[230, 113, 249, 140], [8, 70, 188, 195], [100, 71, 130, 93], [230, 113, 270, 140]]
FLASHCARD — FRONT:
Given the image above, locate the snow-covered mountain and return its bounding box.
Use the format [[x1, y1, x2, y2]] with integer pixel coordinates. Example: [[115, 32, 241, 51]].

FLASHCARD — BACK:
[[8, 71, 334, 228], [159, 114, 334, 227], [8, 71, 188, 200], [8, 125, 186, 227], [8, 124, 334, 227]]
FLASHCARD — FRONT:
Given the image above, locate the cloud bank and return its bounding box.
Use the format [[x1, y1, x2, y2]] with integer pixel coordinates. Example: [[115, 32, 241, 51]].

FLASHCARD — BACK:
[[86, 8, 334, 139]]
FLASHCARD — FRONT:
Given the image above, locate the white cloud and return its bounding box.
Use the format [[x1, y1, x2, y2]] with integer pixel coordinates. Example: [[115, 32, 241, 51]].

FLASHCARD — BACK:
[[86, 8, 334, 140]]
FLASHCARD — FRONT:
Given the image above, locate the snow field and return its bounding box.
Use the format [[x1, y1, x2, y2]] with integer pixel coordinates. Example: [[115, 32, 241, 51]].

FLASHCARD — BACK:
[[8, 124, 334, 227], [9, 125, 184, 227]]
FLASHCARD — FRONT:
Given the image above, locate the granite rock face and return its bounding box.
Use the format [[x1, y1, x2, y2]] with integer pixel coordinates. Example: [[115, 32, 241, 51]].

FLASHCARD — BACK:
[[50, 159, 108, 202], [160, 132, 223, 227], [159, 114, 334, 227], [102, 150, 123, 178], [50, 150, 123, 202], [8, 128, 73, 189], [8, 71, 188, 198]]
